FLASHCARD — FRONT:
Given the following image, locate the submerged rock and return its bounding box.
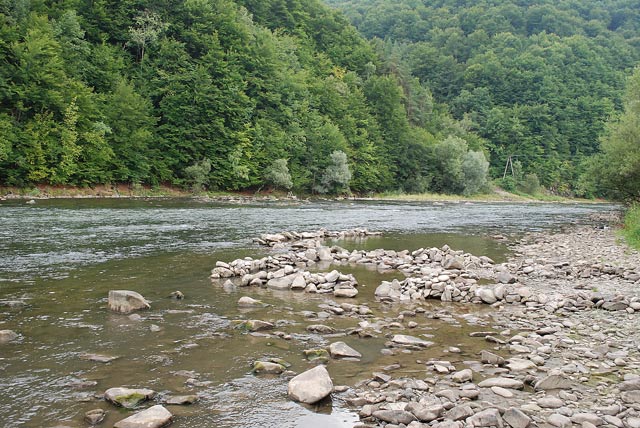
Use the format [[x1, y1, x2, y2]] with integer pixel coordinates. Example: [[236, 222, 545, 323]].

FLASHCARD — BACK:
[[79, 353, 119, 363], [113, 405, 172, 428], [288, 365, 333, 404], [237, 296, 264, 307], [253, 361, 285, 374], [232, 319, 274, 332], [104, 387, 156, 409], [84, 409, 106, 425], [108, 290, 150, 314], [165, 395, 198, 405], [0, 329, 18, 343]]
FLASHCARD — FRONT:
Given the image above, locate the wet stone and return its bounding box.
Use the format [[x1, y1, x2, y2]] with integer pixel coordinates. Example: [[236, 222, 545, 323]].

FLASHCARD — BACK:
[[84, 409, 106, 425], [113, 405, 172, 428]]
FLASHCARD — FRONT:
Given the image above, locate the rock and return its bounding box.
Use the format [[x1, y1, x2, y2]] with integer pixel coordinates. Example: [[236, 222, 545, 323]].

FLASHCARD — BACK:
[[534, 374, 573, 390], [406, 403, 444, 422], [619, 378, 640, 391], [306, 324, 335, 334], [237, 296, 264, 307], [266, 276, 294, 290], [84, 409, 106, 425], [234, 320, 274, 332], [571, 413, 603, 426], [467, 408, 503, 427], [165, 395, 198, 405], [477, 288, 497, 304], [325, 270, 340, 283], [169, 291, 184, 299], [391, 334, 434, 347], [113, 405, 172, 428], [507, 358, 537, 372], [79, 353, 118, 363], [503, 407, 531, 428], [373, 410, 417, 425], [334, 286, 358, 298], [0, 330, 18, 343], [253, 361, 285, 374], [622, 390, 640, 404], [602, 301, 628, 311], [303, 348, 330, 362], [108, 290, 150, 314], [452, 369, 473, 383], [548, 413, 572, 428], [291, 275, 307, 290], [445, 405, 474, 421], [104, 387, 156, 409], [288, 365, 333, 404], [329, 342, 362, 359], [318, 247, 333, 261], [491, 386, 514, 398], [496, 271, 516, 284], [477, 377, 524, 390], [537, 396, 564, 409], [481, 350, 505, 366], [443, 256, 465, 270]]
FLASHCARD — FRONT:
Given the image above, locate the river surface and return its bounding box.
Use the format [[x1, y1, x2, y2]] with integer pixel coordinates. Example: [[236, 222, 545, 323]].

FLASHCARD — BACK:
[[0, 198, 616, 427]]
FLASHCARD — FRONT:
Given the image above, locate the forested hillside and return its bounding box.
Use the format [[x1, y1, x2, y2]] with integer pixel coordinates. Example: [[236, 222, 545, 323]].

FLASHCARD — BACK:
[[327, 0, 640, 194], [0, 0, 489, 195]]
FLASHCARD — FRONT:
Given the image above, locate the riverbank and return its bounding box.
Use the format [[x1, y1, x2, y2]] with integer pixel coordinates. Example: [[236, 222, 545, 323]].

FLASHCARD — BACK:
[[0, 183, 606, 205], [341, 214, 640, 428]]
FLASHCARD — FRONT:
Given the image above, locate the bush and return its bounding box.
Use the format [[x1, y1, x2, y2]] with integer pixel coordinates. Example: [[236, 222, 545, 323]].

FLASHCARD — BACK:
[[184, 159, 211, 192], [264, 158, 292, 190], [518, 173, 540, 195], [461, 151, 489, 195], [315, 150, 352, 194]]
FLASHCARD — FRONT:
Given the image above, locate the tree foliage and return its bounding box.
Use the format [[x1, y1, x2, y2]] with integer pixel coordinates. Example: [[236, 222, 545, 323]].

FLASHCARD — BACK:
[[5, 0, 629, 196], [326, 0, 640, 194]]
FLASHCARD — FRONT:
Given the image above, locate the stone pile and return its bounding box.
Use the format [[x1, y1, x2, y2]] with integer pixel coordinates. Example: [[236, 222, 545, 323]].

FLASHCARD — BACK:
[[253, 228, 380, 247]]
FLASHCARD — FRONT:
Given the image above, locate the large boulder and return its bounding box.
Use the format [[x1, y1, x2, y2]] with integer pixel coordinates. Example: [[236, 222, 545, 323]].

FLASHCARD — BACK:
[[0, 330, 18, 343], [113, 405, 172, 428], [108, 291, 150, 314], [288, 365, 333, 404], [104, 387, 156, 409]]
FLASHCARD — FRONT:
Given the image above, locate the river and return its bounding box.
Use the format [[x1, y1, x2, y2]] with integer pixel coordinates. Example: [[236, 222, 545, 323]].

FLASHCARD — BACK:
[[0, 198, 616, 427]]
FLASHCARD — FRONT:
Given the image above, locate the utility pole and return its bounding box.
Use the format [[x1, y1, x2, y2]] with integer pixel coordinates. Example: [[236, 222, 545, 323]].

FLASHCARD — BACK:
[[503, 155, 514, 179]]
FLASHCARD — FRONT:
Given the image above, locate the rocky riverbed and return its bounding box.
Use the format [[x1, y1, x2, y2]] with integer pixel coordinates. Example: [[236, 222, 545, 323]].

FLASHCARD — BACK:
[[208, 221, 640, 428]]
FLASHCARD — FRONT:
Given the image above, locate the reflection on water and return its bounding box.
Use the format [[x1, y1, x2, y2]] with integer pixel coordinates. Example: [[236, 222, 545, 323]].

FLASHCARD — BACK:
[[0, 199, 616, 427]]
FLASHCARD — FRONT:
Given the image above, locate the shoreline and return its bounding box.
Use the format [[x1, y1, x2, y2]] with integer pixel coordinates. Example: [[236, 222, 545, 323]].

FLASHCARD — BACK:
[[0, 184, 611, 205]]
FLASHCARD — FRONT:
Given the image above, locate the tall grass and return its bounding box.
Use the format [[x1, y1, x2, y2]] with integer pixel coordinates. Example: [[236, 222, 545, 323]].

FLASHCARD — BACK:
[[622, 204, 640, 249]]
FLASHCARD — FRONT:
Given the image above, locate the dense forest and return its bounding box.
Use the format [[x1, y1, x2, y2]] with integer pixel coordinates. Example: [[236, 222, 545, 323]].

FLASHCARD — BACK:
[[0, 0, 638, 196], [0, 0, 488, 195], [327, 0, 640, 195]]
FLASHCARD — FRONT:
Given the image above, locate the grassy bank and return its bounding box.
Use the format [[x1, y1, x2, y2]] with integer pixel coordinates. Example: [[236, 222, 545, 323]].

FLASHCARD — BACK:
[[1, 183, 605, 204], [621, 204, 640, 250]]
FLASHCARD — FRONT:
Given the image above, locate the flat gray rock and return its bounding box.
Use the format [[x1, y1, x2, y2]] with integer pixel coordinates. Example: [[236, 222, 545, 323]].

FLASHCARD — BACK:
[[391, 334, 434, 347], [477, 377, 524, 390], [329, 341, 362, 359], [113, 405, 172, 428]]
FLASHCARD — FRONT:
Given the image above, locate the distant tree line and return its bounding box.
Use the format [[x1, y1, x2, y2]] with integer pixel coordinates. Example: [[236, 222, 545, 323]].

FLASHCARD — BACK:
[[326, 0, 640, 197]]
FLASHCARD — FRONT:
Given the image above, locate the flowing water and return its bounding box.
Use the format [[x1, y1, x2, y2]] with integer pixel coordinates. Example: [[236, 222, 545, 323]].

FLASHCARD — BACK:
[[0, 198, 616, 427]]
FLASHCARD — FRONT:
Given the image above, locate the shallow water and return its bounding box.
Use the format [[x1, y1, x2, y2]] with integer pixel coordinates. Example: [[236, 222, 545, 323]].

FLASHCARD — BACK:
[[0, 199, 616, 427]]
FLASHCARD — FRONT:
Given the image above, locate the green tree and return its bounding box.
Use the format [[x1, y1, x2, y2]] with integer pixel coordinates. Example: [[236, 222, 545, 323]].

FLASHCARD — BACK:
[[264, 158, 293, 190]]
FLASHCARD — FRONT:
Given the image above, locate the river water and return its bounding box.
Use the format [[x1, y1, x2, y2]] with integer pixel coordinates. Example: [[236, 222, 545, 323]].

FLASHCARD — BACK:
[[0, 198, 616, 427]]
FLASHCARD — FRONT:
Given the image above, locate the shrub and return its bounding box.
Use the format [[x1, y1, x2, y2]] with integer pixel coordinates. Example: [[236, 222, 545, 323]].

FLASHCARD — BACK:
[[264, 158, 293, 190], [461, 150, 489, 195]]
